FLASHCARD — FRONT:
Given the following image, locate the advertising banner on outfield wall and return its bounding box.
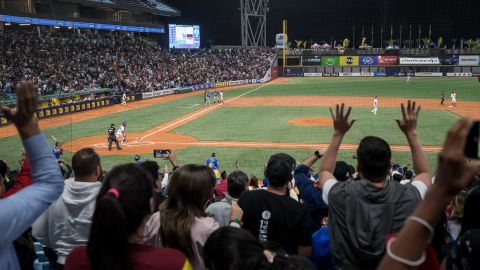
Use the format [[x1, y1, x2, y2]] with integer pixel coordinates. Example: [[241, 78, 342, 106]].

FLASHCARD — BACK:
[[321, 56, 340, 66], [446, 73, 473, 77], [378, 56, 398, 65], [340, 56, 359, 66], [284, 67, 304, 77], [359, 56, 378, 66], [399, 57, 440, 65], [414, 72, 443, 77], [302, 55, 322, 66], [304, 73, 323, 77], [458, 55, 480, 66], [440, 56, 454, 65]]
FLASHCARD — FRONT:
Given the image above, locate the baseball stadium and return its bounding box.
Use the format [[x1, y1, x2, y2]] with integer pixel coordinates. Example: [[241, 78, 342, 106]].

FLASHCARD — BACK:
[[1, 0, 480, 270]]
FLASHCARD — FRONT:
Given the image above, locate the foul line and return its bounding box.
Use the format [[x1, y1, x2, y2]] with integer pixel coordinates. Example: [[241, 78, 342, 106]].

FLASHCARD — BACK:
[[140, 81, 274, 140], [177, 104, 200, 109]]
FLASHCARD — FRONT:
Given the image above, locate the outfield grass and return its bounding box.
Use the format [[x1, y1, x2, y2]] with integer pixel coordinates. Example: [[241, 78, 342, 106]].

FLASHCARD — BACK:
[[1, 77, 474, 173], [250, 77, 480, 101], [172, 106, 457, 146]]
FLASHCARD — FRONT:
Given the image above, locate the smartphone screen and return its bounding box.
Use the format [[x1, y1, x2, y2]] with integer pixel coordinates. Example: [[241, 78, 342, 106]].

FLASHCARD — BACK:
[[153, 150, 170, 159], [465, 121, 480, 159]]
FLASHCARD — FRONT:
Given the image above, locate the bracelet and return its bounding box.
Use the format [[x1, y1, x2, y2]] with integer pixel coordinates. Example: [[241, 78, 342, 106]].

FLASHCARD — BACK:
[[229, 218, 243, 226], [386, 237, 426, 267], [407, 216, 434, 240]]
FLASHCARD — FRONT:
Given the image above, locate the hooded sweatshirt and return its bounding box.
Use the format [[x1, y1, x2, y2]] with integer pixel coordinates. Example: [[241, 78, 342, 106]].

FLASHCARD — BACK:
[[33, 177, 101, 264], [327, 179, 421, 270]]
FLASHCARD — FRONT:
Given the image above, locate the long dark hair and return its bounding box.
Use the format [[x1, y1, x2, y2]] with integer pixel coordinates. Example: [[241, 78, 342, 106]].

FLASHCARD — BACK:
[[87, 164, 153, 270], [159, 164, 215, 259], [203, 227, 313, 270]]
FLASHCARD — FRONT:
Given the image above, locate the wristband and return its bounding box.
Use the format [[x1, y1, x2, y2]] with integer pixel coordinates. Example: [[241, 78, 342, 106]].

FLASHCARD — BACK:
[[386, 237, 426, 267], [229, 218, 243, 227]]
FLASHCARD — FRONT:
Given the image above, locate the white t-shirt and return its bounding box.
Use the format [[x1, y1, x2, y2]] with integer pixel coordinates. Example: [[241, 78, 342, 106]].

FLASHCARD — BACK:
[[373, 98, 378, 107], [451, 93, 456, 101], [119, 125, 125, 132], [322, 179, 427, 205]]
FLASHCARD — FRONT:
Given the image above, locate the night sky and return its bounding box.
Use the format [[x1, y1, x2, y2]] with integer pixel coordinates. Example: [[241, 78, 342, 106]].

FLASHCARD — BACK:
[[163, 0, 480, 47]]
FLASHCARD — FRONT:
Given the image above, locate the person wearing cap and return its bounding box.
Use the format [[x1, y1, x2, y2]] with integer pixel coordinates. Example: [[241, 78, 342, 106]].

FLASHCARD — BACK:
[[133, 155, 141, 167], [107, 124, 121, 151], [205, 153, 220, 180], [238, 153, 312, 257]]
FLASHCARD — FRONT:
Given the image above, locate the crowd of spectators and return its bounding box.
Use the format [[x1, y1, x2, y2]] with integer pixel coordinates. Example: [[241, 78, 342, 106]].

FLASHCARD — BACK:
[[1, 76, 480, 270], [0, 26, 274, 98]]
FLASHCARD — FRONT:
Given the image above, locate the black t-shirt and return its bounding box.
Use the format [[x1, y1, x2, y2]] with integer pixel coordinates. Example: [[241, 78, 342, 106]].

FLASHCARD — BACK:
[[108, 127, 116, 136], [238, 189, 312, 254]]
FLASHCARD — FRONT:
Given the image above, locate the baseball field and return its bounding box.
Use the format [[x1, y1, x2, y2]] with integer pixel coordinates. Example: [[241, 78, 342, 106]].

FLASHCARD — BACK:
[[0, 77, 479, 177]]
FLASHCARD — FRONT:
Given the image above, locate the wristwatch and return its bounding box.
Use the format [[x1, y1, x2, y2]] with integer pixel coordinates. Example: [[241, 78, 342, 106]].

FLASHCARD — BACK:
[[315, 150, 323, 159]]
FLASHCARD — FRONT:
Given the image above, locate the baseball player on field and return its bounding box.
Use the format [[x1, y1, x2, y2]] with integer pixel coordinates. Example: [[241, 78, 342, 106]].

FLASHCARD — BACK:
[[116, 121, 127, 144], [219, 91, 224, 104], [204, 90, 211, 106], [371, 96, 378, 115], [450, 91, 457, 107], [213, 91, 219, 103]]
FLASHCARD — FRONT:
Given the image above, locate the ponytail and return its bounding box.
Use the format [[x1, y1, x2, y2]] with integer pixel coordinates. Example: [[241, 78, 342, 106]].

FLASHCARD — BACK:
[[86, 164, 153, 270], [87, 192, 129, 270]]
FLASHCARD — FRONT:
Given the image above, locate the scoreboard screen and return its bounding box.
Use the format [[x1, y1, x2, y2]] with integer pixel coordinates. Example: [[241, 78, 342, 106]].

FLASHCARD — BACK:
[[168, 24, 200, 49]]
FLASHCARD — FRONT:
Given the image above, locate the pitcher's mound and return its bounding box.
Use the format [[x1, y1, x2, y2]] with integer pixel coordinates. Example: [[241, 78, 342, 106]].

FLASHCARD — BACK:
[[288, 117, 333, 127]]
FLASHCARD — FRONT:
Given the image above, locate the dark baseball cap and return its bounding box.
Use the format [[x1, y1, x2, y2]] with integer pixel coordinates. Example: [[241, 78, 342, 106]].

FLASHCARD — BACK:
[[265, 153, 295, 186], [334, 161, 355, 181]]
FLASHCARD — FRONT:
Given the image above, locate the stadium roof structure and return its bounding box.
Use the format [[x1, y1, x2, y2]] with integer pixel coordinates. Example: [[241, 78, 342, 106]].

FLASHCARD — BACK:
[[54, 0, 180, 17]]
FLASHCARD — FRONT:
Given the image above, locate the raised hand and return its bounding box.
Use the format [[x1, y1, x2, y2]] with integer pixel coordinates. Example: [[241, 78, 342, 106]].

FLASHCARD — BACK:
[[435, 118, 480, 197], [395, 100, 421, 136], [329, 103, 356, 136], [0, 81, 39, 138]]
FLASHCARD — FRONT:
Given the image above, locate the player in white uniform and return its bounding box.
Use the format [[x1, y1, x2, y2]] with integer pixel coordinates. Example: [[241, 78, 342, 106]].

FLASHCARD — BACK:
[[219, 91, 224, 104], [121, 93, 127, 106], [371, 96, 378, 115], [450, 91, 457, 107], [116, 122, 127, 143]]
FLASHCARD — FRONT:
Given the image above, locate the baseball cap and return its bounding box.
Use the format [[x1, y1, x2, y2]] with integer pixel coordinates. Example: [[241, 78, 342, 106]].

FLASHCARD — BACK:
[[265, 153, 295, 184], [334, 161, 355, 181]]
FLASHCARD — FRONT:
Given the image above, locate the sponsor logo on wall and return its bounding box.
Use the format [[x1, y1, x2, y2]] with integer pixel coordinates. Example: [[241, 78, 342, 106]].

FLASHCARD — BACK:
[[399, 58, 440, 65]]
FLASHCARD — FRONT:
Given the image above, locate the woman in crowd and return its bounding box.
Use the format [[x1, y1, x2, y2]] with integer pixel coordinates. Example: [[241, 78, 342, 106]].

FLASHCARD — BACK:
[[203, 226, 316, 270], [144, 164, 219, 270], [65, 164, 191, 270]]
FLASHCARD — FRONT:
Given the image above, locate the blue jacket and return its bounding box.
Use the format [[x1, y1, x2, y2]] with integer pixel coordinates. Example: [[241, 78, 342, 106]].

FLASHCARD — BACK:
[[294, 164, 328, 232], [0, 134, 64, 269]]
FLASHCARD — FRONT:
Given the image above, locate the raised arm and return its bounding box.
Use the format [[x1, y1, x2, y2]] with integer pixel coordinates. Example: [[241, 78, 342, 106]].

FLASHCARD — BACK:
[[0, 81, 64, 246], [395, 100, 431, 189], [318, 104, 356, 188], [378, 117, 480, 270]]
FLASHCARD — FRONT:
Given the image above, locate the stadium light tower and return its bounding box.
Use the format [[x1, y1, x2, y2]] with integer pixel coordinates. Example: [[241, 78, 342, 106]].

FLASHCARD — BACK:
[[240, 0, 269, 47]]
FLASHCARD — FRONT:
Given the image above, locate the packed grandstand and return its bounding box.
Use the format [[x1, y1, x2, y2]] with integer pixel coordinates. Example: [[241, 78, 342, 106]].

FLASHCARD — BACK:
[[1, 0, 480, 270]]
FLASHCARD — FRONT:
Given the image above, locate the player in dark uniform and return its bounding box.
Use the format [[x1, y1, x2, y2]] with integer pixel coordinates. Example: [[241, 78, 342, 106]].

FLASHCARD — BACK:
[[107, 124, 122, 151], [441, 91, 445, 105]]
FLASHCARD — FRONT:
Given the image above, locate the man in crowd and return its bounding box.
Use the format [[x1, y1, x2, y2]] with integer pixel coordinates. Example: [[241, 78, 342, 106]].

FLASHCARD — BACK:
[[207, 171, 249, 226], [33, 148, 103, 268], [239, 153, 312, 257], [293, 150, 328, 232], [317, 102, 430, 269]]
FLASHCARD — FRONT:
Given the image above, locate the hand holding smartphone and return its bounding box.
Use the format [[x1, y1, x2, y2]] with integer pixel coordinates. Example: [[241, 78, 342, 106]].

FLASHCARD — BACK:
[[465, 121, 480, 159]]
